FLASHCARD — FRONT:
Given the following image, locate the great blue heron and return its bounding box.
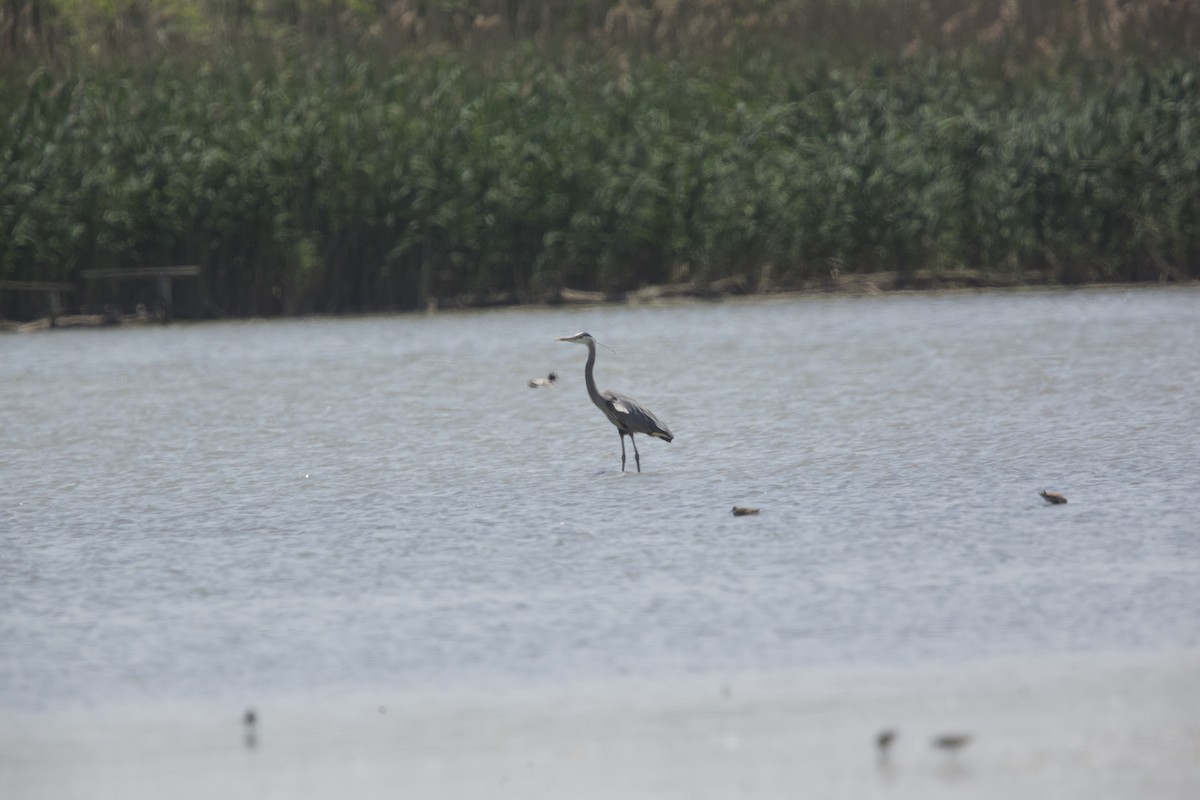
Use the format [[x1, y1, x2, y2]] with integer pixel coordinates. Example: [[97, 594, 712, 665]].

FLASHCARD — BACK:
[[557, 332, 673, 472]]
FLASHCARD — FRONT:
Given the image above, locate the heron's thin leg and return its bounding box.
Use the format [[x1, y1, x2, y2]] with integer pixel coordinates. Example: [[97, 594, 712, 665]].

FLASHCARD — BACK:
[[630, 434, 641, 472], [619, 432, 627, 472]]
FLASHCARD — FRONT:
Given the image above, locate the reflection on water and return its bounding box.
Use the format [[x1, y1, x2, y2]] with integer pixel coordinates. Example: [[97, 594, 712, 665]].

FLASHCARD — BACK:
[[2, 288, 1199, 715]]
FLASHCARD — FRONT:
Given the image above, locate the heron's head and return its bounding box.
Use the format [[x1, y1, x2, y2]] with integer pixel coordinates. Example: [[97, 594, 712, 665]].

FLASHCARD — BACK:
[[556, 332, 594, 345]]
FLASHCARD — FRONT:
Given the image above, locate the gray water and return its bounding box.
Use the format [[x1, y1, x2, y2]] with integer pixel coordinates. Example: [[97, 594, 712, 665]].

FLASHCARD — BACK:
[[3, 288, 1199, 714]]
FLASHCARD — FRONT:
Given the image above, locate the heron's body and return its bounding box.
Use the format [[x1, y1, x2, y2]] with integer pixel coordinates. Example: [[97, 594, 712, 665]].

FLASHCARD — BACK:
[[557, 332, 672, 472]]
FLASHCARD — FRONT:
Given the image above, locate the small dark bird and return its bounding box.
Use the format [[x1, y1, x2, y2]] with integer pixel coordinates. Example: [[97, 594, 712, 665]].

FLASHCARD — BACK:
[[732, 506, 760, 516], [528, 372, 557, 388], [931, 733, 971, 753], [242, 708, 258, 749], [557, 332, 673, 472], [876, 729, 897, 755], [1039, 490, 1068, 505]]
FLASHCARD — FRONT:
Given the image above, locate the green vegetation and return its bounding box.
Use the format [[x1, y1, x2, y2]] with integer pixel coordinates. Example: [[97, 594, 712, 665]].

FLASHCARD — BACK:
[[2, 2, 1199, 317]]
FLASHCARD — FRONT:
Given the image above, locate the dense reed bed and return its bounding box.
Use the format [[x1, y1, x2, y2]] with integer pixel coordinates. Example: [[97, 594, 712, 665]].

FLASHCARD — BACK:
[[2, 2, 1199, 317]]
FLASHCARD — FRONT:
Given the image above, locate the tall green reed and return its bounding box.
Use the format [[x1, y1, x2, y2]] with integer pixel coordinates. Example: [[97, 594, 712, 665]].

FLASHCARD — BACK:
[[2, 43, 1198, 316]]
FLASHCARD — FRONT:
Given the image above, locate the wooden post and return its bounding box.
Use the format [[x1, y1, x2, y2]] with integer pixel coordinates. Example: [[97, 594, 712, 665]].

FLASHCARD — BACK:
[[47, 288, 62, 327], [157, 274, 173, 322]]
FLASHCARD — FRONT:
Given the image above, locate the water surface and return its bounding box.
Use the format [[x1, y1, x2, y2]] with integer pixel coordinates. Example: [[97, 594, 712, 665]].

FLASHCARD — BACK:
[[3, 288, 1198, 714]]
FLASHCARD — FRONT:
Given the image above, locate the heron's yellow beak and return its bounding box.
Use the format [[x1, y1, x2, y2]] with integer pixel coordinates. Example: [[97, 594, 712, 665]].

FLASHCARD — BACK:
[[557, 332, 590, 343]]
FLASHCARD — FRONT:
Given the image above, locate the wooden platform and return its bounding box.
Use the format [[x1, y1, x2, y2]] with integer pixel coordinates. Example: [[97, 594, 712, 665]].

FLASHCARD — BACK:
[[81, 266, 200, 322], [0, 280, 75, 325]]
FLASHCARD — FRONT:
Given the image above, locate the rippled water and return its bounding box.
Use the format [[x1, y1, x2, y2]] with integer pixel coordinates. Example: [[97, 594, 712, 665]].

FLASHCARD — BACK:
[[3, 288, 1199, 716]]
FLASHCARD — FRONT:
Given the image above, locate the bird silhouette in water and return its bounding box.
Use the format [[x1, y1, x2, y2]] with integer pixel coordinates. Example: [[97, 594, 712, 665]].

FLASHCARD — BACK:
[[875, 729, 897, 763], [242, 708, 258, 749], [557, 332, 673, 472], [1039, 489, 1067, 504], [732, 506, 760, 516], [931, 733, 971, 754], [528, 372, 557, 388]]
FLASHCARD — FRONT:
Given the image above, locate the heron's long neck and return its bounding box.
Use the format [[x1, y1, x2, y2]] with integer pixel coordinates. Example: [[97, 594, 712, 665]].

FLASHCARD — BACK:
[[583, 340, 603, 407]]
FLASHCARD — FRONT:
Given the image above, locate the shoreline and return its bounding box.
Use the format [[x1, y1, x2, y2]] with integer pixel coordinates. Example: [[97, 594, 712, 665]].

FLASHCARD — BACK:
[[3, 274, 1197, 333], [3, 648, 1197, 799]]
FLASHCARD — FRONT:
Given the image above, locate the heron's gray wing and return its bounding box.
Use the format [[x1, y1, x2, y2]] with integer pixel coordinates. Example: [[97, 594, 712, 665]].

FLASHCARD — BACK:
[[601, 389, 674, 441]]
